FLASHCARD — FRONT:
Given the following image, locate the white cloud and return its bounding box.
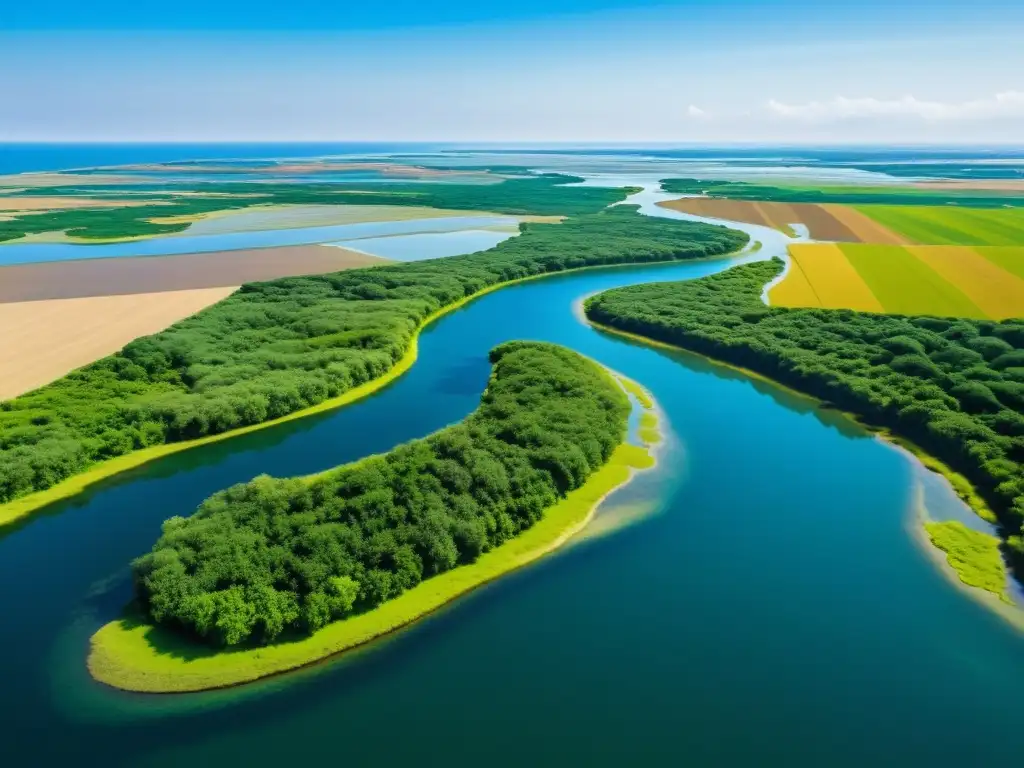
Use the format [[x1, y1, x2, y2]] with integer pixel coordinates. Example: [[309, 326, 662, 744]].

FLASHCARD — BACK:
[[767, 91, 1024, 122], [687, 104, 708, 118]]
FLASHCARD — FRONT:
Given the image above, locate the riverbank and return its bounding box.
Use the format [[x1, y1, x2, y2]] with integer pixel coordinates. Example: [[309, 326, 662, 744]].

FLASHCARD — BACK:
[[0, 243, 746, 532], [87, 387, 660, 693], [585, 316, 1018, 610]]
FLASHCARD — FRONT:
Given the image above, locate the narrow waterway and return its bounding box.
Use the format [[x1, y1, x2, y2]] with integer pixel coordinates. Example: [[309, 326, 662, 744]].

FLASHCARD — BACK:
[[0, 190, 1022, 767]]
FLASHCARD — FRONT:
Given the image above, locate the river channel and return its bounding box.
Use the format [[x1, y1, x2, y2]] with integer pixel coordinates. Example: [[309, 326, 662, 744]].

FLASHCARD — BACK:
[[0, 190, 1022, 767]]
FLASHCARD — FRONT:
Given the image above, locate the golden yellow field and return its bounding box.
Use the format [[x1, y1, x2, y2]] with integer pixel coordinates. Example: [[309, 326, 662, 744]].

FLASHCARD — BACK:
[[0, 287, 237, 399], [771, 244, 1024, 319]]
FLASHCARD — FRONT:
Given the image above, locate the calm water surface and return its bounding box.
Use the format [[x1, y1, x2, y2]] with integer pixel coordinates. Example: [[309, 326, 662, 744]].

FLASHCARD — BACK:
[[1, 160, 1023, 766], [1, 245, 1023, 766], [0, 216, 519, 266]]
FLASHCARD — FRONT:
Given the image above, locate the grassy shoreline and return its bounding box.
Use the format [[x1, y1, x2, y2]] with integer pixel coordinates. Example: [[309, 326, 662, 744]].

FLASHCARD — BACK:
[[0, 253, 741, 532], [87, 390, 659, 693]]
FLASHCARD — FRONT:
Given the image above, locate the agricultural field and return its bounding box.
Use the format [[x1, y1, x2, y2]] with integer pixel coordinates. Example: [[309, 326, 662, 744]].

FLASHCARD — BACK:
[[771, 243, 1024, 320], [855, 205, 1024, 246], [0, 245, 386, 302], [0, 245, 388, 397], [657, 198, 909, 243], [0, 288, 238, 400]]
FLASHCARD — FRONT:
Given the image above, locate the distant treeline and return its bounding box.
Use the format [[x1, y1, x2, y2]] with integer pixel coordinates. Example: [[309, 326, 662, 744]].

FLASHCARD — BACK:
[[134, 341, 629, 647], [0, 206, 747, 506], [659, 178, 1024, 209], [586, 259, 1024, 566], [0, 174, 628, 242]]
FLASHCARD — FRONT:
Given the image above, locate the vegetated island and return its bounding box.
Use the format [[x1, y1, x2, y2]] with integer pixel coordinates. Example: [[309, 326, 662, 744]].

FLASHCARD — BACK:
[[88, 341, 659, 692], [584, 259, 1024, 599], [0, 206, 746, 528]]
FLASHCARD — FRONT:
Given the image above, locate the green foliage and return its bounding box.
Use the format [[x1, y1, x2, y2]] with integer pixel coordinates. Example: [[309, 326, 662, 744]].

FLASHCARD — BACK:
[[659, 178, 1024, 209], [585, 258, 1024, 567], [925, 520, 1009, 598], [132, 341, 630, 647], [0, 206, 747, 506], [0, 174, 626, 242]]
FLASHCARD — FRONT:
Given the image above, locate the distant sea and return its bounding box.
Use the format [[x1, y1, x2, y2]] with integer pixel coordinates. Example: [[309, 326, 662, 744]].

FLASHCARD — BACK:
[[0, 143, 443, 176], [3, 142, 1024, 179]]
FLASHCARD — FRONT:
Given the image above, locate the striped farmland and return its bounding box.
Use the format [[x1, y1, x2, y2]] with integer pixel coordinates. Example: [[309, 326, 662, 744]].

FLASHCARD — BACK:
[[771, 244, 1024, 320]]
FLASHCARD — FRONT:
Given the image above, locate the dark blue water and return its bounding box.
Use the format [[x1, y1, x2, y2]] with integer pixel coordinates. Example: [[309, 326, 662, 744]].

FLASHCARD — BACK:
[[1, 255, 1023, 767]]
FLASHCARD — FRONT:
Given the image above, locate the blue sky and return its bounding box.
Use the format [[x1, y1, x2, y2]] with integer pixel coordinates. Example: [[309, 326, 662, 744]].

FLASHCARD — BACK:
[[3, 1, 1023, 143]]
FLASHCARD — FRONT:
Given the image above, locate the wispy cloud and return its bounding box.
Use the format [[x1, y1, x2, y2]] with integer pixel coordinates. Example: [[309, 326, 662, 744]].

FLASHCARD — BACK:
[[766, 92, 1024, 122], [687, 104, 708, 119]]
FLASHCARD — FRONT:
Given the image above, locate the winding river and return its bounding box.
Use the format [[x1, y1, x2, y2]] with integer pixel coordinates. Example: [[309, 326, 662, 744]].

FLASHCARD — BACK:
[[2, 190, 1024, 767]]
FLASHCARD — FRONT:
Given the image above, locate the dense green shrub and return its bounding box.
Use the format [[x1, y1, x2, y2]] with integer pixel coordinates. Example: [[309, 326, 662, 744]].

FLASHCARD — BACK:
[[133, 341, 629, 647], [0, 206, 747, 504], [585, 258, 1024, 565]]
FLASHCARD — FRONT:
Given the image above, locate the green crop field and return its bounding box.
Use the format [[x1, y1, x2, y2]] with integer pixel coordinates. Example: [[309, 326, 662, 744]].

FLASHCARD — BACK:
[[857, 205, 1024, 246], [774, 243, 1024, 320]]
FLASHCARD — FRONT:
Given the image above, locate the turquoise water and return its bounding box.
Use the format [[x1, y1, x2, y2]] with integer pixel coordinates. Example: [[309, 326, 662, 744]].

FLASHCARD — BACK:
[[1, 251, 1023, 766]]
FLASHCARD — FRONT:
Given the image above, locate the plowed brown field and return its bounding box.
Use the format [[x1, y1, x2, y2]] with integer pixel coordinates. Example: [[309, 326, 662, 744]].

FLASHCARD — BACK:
[[656, 198, 905, 243]]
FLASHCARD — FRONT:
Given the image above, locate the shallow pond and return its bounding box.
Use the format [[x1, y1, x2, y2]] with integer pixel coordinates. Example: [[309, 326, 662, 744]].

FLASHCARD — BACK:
[[0, 215, 519, 266]]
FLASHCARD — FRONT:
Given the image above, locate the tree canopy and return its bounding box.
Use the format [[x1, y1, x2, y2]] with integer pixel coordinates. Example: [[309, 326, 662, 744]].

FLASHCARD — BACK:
[[0, 206, 746, 506], [133, 341, 630, 647]]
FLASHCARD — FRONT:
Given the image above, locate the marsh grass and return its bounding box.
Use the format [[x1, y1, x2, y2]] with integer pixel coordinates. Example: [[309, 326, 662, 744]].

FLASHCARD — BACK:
[[925, 520, 1009, 600]]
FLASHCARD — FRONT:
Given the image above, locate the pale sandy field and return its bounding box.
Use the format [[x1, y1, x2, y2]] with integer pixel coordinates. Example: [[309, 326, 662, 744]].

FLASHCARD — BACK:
[[0, 287, 237, 400], [0, 196, 169, 211]]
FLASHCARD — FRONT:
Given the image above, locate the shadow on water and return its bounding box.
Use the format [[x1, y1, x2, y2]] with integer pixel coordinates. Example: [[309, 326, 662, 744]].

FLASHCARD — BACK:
[[589, 325, 871, 441]]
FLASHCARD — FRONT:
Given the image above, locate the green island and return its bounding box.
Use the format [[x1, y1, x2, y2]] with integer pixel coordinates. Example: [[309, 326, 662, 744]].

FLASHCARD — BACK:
[[88, 341, 658, 692], [584, 259, 1024, 585], [0, 206, 745, 526], [0, 174, 632, 242]]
